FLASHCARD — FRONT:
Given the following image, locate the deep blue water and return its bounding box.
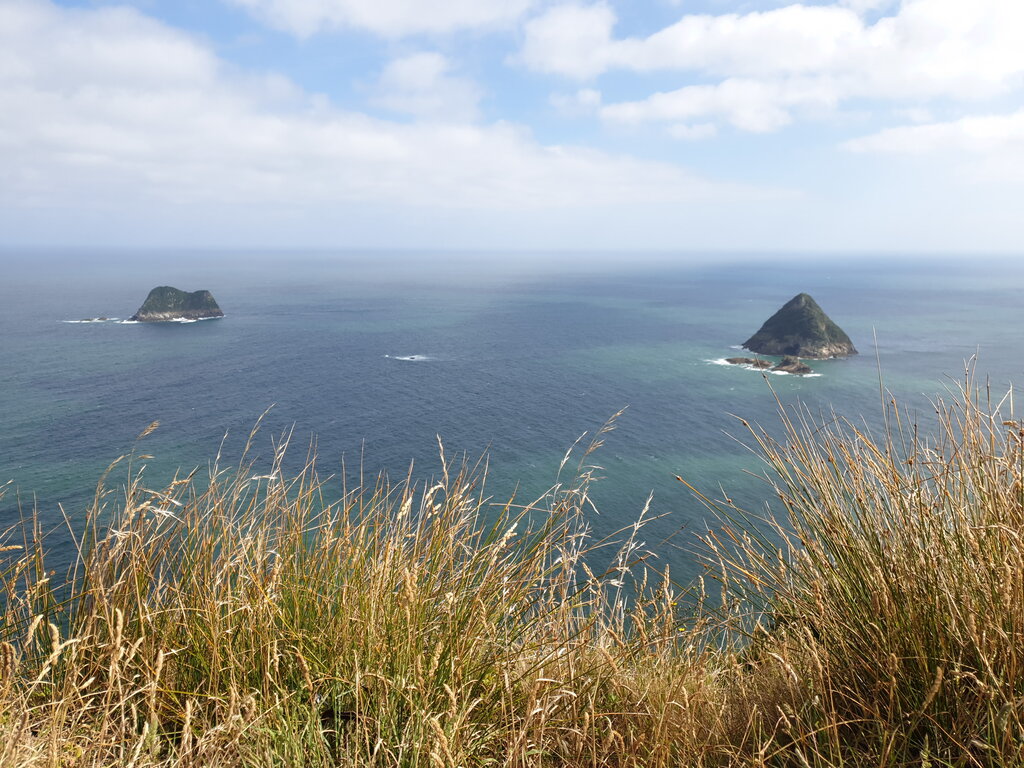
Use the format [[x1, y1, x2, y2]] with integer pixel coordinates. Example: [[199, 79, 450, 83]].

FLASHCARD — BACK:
[[3, 250, 1024, 583]]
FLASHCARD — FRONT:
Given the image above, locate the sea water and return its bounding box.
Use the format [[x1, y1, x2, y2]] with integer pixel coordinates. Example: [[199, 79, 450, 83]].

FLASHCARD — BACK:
[[3, 250, 1023, 582]]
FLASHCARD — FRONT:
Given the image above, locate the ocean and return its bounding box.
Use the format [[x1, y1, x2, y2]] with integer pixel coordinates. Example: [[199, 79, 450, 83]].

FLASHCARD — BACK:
[[3, 250, 1023, 583]]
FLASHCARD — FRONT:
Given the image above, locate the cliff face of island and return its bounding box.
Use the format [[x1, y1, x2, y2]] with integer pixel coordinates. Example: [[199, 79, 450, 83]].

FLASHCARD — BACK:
[[130, 286, 224, 322], [743, 293, 856, 358]]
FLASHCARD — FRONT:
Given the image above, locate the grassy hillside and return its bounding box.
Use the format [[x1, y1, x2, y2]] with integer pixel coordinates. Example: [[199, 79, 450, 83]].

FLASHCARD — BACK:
[[2, 380, 1022, 767]]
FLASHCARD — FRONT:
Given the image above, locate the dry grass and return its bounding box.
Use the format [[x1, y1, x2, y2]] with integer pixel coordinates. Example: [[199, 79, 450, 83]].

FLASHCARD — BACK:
[[3, 377, 1024, 766], [697, 375, 1024, 766]]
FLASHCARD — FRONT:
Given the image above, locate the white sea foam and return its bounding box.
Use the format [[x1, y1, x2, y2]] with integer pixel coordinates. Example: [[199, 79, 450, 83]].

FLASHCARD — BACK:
[[62, 317, 116, 324], [768, 369, 823, 378], [392, 354, 433, 362], [707, 357, 765, 369], [113, 316, 220, 324], [707, 357, 823, 378]]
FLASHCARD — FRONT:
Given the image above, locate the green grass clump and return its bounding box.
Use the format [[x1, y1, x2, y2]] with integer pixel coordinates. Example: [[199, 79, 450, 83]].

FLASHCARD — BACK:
[[3, 379, 1024, 766]]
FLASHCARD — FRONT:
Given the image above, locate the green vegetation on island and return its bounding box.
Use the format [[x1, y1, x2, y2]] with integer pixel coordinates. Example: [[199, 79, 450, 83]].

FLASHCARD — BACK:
[[130, 286, 224, 322], [744, 292, 857, 358], [2, 379, 1022, 766]]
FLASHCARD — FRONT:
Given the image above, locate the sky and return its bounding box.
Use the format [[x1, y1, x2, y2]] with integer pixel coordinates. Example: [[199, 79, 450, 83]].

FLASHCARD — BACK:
[[1, 0, 1023, 252]]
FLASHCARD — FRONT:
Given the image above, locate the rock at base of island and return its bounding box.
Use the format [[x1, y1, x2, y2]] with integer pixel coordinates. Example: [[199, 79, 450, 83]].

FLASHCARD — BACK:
[[129, 286, 224, 322], [725, 355, 814, 375], [773, 355, 813, 375], [725, 357, 773, 369]]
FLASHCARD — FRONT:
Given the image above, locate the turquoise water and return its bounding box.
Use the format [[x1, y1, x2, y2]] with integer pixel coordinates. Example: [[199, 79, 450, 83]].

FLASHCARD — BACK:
[[3, 250, 1023, 581]]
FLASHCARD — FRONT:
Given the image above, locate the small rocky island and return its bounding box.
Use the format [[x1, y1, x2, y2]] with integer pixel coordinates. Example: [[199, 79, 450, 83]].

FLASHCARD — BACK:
[[130, 286, 224, 322], [743, 293, 857, 358], [725, 293, 855, 375]]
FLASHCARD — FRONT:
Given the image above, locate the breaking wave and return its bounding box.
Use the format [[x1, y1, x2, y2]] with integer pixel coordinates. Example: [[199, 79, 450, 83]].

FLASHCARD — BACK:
[[707, 357, 822, 378]]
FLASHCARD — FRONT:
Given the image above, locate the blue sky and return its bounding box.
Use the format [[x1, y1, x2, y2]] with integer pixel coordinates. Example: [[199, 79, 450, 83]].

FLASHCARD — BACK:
[[2, 0, 1023, 252]]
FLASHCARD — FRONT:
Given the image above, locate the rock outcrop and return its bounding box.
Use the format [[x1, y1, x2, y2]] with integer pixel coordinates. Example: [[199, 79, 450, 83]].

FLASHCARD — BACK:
[[772, 355, 813, 375], [725, 357, 772, 369], [725, 355, 814, 375], [130, 287, 224, 322], [743, 293, 856, 358]]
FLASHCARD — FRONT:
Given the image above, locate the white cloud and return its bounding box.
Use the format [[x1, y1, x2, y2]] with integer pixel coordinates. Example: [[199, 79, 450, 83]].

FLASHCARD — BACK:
[[521, 3, 868, 80], [843, 110, 1024, 185], [519, 3, 618, 80], [226, 0, 534, 37], [524, 0, 1024, 133], [0, 0, 220, 88], [0, 0, 776, 230], [602, 77, 838, 133], [371, 53, 482, 121], [844, 110, 1024, 154]]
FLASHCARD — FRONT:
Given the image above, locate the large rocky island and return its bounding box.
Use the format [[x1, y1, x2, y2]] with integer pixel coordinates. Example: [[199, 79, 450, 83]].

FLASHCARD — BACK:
[[743, 293, 856, 358], [129, 286, 224, 322]]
